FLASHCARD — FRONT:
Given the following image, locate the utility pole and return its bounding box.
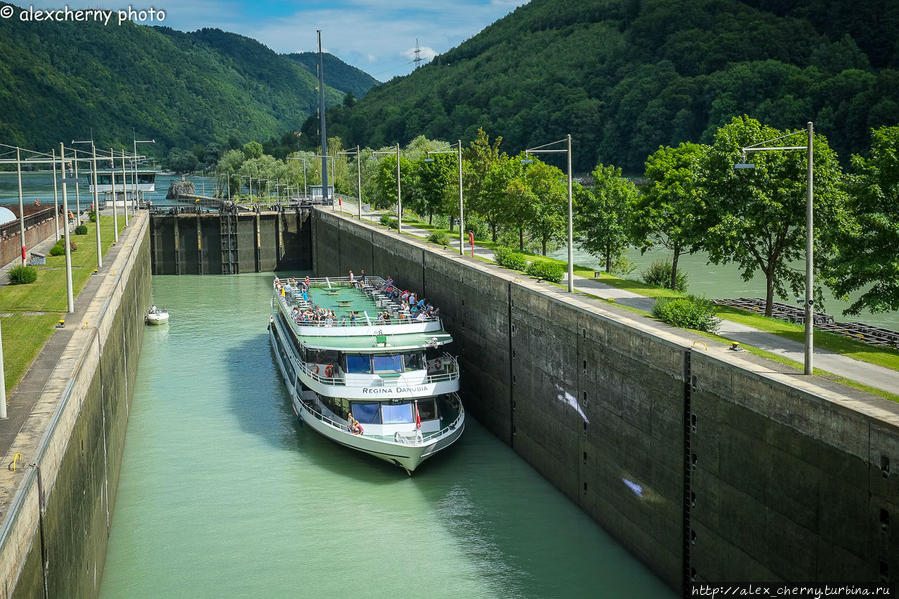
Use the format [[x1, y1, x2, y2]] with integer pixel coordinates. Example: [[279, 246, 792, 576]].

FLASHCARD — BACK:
[[15, 147, 26, 265], [52, 148, 60, 242], [317, 30, 329, 206], [59, 143, 74, 314]]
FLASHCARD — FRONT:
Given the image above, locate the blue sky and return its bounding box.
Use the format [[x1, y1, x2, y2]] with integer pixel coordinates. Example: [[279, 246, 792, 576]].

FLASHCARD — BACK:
[[24, 0, 528, 80]]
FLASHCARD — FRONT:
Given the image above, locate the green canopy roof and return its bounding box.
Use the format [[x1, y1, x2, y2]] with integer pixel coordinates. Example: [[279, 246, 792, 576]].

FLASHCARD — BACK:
[[299, 332, 452, 353]]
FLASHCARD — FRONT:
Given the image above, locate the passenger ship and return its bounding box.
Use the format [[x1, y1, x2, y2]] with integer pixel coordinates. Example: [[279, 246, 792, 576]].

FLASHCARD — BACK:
[[268, 276, 464, 474], [89, 169, 157, 208]]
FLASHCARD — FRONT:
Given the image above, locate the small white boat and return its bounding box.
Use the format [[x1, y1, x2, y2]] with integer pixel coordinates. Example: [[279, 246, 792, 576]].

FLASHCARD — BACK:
[[145, 306, 169, 325]]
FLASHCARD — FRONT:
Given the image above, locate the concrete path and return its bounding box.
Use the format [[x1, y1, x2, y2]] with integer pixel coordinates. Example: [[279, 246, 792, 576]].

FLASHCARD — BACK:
[[335, 199, 899, 395]]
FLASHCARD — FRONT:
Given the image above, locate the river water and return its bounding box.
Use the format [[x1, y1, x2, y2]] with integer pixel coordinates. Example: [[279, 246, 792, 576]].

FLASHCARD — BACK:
[[549, 245, 899, 332], [99, 273, 672, 599]]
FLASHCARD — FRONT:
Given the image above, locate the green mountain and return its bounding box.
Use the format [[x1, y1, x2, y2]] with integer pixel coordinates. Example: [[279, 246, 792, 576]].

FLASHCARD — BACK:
[[317, 0, 899, 171], [0, 6, 375, 155], [285, 52, 380, 98]]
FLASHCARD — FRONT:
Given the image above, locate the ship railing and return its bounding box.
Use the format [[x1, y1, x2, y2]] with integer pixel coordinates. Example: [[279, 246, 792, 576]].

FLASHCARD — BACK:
[[300, 398, 352, 431], [299, 362, 345, 386], [424, 354, 460, 383], [298, 356, 459, 388], [274, 287, 441, 327]]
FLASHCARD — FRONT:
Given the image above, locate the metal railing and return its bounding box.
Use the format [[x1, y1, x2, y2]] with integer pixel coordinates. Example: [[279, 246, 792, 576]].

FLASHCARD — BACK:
[[299, 353, 459, 388], [299, 393, 464, 446]]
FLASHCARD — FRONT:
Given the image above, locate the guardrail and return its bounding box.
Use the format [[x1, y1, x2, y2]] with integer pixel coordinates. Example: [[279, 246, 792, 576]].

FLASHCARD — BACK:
[[298, 353, 459, 388]]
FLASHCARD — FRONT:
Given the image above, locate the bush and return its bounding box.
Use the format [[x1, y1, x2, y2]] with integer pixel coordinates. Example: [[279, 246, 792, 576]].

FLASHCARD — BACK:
[[504, 252, 529, 271], [642, 259, 688, 292], [50, 244, 65, 256], [427, 231, 450, 246], [89, 210, 97, 222], [652, 296, 719, 333], [493, 245, 512, 265], [386, 218, 398, 230], [9, 265, 37, 284], [74, 225, 87, 235], [379, 214, 391, 226], [526, 260, 565, 283]]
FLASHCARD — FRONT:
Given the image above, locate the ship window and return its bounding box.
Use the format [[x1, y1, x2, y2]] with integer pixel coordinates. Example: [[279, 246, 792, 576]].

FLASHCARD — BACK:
[[98, 174, 112, 185], [372, 354, 403, 373], [137, 174, 154, 184], [382, 402, 413, 424], [417, 399, 437, 420], [345, 354, 371, 373], [351, 402, 381, 424], [404, 352, 424, 370]]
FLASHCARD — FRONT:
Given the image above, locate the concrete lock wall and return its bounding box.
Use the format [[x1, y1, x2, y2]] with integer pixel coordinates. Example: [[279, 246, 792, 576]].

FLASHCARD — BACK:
[[312, 208, 899, 592], [150, 210, 311, 275], [0, 213, 151, 599]]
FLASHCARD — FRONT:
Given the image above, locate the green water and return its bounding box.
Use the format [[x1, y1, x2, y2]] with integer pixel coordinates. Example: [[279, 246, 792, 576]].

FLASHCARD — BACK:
[[100, 273, 672, 598]]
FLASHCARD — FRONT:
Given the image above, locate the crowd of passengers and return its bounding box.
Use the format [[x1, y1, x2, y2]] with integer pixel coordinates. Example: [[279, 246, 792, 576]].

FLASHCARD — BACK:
[[273, 273, 439, 326], [375, 274, 440, 321]]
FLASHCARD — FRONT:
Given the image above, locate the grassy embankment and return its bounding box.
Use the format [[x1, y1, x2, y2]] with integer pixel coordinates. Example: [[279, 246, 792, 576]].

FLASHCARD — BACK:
[[0, 217, 126, 394], [397, 216, 899, 402]]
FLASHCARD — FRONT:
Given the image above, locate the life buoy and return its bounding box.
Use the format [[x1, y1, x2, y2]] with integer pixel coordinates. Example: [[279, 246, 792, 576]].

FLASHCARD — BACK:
[[325, 365, 334, 377], [311, 364, 319, 375]]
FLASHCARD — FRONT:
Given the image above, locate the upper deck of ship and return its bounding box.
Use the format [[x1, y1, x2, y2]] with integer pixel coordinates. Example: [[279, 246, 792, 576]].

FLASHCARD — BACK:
[[273, 276, 452, 351]]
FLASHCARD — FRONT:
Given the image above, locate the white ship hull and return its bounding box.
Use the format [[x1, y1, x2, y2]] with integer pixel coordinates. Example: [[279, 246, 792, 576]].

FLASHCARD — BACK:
[[269, 323, 464, 474]]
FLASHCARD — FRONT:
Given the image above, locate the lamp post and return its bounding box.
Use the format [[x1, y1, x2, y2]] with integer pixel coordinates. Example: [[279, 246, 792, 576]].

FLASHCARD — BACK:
[[372, 145, 403, 232], [425, 140, 465, 255], [51, 148, 60, 242], [338, 146, 363, 220], [312, 155, 336, 208], [120, 150, 130, 226], [15, 147, 26, 265], [133, 137, 155, 208], [734, 122, 815, 374], [108, 148, 119, 242], [524, 134, 574, 292], [73, 139, 103, 268], [59, 143, 75, 314]]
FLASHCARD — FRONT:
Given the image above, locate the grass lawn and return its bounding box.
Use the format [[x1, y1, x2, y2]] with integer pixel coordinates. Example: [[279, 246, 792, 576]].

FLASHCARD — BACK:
[[1, 216, 126, 394], [382, 214, 899, 379]]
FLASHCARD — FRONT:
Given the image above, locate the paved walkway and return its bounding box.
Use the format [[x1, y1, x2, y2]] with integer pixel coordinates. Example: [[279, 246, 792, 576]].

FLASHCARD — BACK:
[[334, 199, 899, 396]]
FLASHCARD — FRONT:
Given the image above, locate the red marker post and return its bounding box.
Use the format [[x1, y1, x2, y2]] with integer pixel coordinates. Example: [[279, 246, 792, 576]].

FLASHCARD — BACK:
[[469, 232, 474, 257]]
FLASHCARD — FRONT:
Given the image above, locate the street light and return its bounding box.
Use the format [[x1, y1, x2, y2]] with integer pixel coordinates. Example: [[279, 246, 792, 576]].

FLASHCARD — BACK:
[[72, 139, 103, 269], [425, 140, 464, 255], [133, 137, 155, 208], [524, 134, 574, 293], [58, 143, 75, 314], [372, 145, 403, 232], [338, 146, 363, 220], [734, 122, 815, 375]]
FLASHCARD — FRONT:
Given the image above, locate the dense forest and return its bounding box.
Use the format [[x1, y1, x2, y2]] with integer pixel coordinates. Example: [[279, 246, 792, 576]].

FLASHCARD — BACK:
[[284, 52, 379, 98], [0, 7, 375, 155], [314, 0, 899, 172]]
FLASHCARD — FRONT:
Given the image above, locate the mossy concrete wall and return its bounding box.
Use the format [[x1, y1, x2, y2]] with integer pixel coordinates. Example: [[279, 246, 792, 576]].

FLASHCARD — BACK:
[[0, 212, 151, 599], [312, 208, 899, 592]]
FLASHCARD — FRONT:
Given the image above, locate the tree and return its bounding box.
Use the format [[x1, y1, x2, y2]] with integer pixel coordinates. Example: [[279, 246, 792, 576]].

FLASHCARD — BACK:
[[464, 129, 505, 240], [370, 154, 414, 210], [575, 164, 639, 272], [823, 126, 899, 314], [411, 154, 453, 225], [634, 142, 707, 290], [503, 177, 536, 251], [167, 148, 198, 174], [522, 159, 567, 255], [242, 141, 263, 160], [700, 116, 846, 317], [215, 149, 246, 196]]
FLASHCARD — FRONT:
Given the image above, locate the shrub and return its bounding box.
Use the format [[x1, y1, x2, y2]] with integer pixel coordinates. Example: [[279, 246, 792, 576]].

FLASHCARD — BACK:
[[642, 259, 688, 292], [50, 244, 65, 256], [386, 218, 398, 230], [74, 225, 88, 235], [493, 245, 512, 265], [379, 214, 391, 226], [652, 296, 719, 333], [427, 231, 450, 246], [504, 252, 529, 271], [89, 210, 97, 222], [526, 260, 565, 283], [9, 265, 37, 284]]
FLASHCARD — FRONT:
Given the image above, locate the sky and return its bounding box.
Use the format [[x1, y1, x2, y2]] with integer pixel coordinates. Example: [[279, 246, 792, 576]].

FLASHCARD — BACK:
[[21, 0, 529, 81]]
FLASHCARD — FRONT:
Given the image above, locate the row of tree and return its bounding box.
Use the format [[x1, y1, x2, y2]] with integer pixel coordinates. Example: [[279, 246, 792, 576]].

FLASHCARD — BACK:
[[212, 117, 897, 319]]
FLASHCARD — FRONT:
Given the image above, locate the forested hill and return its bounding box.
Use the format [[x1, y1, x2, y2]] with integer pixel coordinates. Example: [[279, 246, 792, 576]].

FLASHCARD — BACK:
[[285, 53, 380, 97], [0, 7, 375, 153], [317, 0, 899, 172]]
